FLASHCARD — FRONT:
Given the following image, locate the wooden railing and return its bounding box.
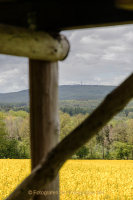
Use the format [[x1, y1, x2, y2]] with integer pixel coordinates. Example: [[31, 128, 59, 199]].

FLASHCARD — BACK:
[[5, 72, 133, 200]]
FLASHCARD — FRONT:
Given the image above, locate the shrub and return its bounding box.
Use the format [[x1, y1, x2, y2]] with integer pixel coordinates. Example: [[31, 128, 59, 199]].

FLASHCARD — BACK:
[[70, 155, 78, 159], [75, 145, 89, 159]]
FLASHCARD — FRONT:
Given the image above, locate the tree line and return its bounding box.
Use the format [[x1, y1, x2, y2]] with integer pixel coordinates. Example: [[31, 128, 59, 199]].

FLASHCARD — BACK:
[[0, 109, 133, 160], [60, 106, 133, 119], [0, 104, 133, 119]]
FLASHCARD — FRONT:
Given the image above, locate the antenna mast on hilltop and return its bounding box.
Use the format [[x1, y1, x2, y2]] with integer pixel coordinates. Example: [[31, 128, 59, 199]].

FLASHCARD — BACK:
[[81, 81, 82, 85]]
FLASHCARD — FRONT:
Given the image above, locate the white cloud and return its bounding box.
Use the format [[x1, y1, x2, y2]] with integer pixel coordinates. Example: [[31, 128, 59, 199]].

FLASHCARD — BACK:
[[75, 53, 95, 60], [102, 53, 116, 61], [0, 24, 133, 93], [123, 31, 133, 41], [94, 77, 101, 81]]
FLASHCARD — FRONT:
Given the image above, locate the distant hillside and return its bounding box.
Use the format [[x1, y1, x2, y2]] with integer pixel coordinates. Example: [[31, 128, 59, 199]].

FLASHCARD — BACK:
[[59, 85, 116, 100], [0, 89, 29, 103], [0, 85, 116, 103]]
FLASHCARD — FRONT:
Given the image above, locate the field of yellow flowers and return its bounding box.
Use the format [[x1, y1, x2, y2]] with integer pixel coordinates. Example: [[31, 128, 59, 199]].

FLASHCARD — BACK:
[[1, 159, 133, 200]]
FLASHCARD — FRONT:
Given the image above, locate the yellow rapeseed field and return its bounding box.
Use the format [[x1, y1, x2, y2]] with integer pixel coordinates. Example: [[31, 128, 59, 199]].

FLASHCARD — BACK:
[[1, 159, 133, 200]]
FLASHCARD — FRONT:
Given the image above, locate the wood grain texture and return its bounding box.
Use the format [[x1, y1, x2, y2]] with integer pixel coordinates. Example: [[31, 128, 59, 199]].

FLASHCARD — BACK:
[[0, 24, 70, 61], [29, 60, 60, 200], [5, 72, 133, 200]]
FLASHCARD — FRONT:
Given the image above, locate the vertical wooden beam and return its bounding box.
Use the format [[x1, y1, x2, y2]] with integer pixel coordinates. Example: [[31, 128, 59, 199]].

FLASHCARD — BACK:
[[29, 59, 60, 200]]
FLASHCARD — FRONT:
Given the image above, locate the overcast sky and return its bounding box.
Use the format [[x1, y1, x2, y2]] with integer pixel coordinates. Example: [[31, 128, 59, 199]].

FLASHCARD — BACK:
[[0, 24, 133, 93]]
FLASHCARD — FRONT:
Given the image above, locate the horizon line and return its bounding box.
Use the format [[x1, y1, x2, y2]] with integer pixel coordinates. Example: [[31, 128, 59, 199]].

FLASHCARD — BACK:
[[0, 85, 118, 94]]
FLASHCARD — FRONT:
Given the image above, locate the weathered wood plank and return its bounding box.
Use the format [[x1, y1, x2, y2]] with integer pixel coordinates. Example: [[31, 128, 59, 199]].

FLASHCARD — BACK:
[[4, 72, 133, 200], [29, 60, 60, 200], [0, 24, 70, 61]]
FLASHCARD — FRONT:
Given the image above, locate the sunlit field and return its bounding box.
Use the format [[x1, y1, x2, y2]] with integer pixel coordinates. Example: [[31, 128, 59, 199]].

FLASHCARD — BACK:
[[1, 159, 133, 200]]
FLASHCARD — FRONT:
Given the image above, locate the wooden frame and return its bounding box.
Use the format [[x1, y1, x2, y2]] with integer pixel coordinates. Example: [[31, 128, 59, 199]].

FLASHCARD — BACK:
[[0, 1, 133, 199], [4, 72, 133, 200]]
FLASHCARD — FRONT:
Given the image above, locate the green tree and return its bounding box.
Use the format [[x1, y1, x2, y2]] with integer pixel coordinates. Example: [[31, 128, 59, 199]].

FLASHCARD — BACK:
[[2, 138, 19, 159], [113, 141, 132, 160], [4, 115, 23, 141], [19, 114, 30, 143], [8, 110, 28, 119], [96, 126, 107, 159], [0, 111, 9, 158], [86, 136, 97, 158], [127, 119, 133, 159], [18, 114, 30, 158], [59, 111, 73, 141], [123, 143, 132, 160], [113, 121, 128, 143], [128, 112, 133, 119], [75, 145, 89, 159]]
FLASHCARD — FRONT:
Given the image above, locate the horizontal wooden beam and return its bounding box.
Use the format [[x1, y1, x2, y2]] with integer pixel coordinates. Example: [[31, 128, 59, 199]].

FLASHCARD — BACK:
[[0, 0, 133, 31], [5, 72, 133, 200], [0, 24, 70, 61]]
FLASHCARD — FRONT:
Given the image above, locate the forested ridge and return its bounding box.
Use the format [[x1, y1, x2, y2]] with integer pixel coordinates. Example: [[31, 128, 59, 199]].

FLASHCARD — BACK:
[[0, 99, 133, 160], [0, 85, 116, 103], [0, 99, 133, 119], [0, 85, 133, 160]]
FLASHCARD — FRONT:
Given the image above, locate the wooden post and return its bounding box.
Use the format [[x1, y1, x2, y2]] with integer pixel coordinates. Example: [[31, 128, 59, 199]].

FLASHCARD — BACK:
[[4, 73, 133, 200], [29, 59, 60, 200]]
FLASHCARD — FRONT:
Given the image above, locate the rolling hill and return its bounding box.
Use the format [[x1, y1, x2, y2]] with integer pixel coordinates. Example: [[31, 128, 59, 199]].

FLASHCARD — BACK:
[[0, 85, 116, 103]]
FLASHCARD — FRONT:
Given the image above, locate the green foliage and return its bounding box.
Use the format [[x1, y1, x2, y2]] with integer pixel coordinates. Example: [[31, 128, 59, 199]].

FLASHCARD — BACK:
[[75, 146, 89, 159], [0, 111, 9, 152], [0, 138, 30, 159], [0, 138, 18, 159], [0, 103, 29, 113], [70, 154, 78, 159], [128, 112, 133, 119], [12, 106, 29, 113], [60, 107, 93, 116], [104, 152, 113, 160], [124, 107, 133, 117], [123, 144, 132, 158], [8, 110, 28, 118], [59, 100, 133, 118], [113, 141, 132, 160], [59, 99, 101, 108], [59, 111, 73, 141], [0, 96, 133, 160], [17, 140, 30, 159]]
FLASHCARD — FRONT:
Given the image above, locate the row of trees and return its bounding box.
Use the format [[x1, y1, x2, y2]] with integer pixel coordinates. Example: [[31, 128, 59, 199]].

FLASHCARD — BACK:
[[60, 107, 94, 116], [0, 105, 29, 113], [59, 111, 133, 160], [0, 110, 133, 159], [60, 106, 133, 119], [0, 110, 30, 159], [0, 102, 133, 118]]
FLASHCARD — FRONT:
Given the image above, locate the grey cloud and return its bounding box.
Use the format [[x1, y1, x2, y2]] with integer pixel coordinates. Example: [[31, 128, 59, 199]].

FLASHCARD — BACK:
[[0, 54, 28, 93], [59, 24, 133, 86], [0, 24, 133, 93]]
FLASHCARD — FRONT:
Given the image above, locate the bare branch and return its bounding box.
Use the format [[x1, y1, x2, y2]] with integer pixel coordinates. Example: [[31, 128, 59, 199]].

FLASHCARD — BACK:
[[5, 73, 133, 200]]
